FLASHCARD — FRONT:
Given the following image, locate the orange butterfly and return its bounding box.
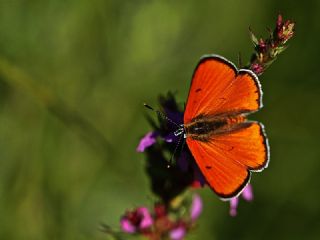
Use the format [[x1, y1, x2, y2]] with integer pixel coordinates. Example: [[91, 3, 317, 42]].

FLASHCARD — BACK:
[[179, 54, 270, 199]]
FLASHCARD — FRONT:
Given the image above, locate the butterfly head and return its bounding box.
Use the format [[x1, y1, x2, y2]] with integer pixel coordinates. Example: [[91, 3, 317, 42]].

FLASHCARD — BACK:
[[174, 124, 186, 139]]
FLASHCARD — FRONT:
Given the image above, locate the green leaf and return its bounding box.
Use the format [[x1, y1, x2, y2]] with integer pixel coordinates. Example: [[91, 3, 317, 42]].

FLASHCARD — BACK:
[[249, 27, 259, 46]]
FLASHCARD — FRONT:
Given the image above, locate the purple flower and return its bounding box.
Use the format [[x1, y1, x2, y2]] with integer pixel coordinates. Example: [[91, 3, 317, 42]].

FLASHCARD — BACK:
[[168, 194, 202, 240], [229, 197, 239, 217], [165, 109, 183, 126], [136, 132, 159, 152], [276, 14, 295, 43], [248, 14, 295, 76], [190, 194, 202, 221], [251, 63, 264, 75], [163, 132, 178, 143], [120, 218, 136, 233], [242, 184, 254, 201], [258, 39, 267, 52], [120, 207, 153, 233], [229, 184, 254, 217], [176, 151, 189, 172], [170, 226, 186, 240]]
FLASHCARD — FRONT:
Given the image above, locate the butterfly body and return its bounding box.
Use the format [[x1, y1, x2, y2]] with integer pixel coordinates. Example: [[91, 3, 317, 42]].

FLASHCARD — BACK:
[[185, 114, 246, 141], [183, 54, 269, 199]]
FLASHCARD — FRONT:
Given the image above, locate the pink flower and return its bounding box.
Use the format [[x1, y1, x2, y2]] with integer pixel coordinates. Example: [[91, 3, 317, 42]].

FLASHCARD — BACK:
[[276, 14, 295, 43], [258, 39, 267, 52], [136, 132, 159, 152], [190, 194, 202, 221], [169, 193, 203, 240], [229, 184, 254, 217], [170, 225, 186, 240], [120, 207, 153, 233], [248, 14, 295, 76], [250, 63, 264, 75]]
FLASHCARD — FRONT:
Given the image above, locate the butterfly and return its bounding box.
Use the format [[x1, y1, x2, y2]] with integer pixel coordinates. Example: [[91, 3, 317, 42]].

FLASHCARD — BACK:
[[180, 54, 270, 199]]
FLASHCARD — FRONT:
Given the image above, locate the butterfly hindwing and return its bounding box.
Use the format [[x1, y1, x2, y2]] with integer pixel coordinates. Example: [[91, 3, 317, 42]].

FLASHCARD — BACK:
[[186, 122, 269, 199]]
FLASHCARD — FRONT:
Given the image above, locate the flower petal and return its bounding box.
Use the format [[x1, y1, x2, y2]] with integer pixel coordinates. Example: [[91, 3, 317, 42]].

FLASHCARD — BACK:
[[242, 184, 254, 202], [190, 194, 202, 221], [170, 226, 186, 240], [229, 197, 239, 217], [136, 132, 158, 152], [137, 207, 153, 229], [120, 218, 136, 233]]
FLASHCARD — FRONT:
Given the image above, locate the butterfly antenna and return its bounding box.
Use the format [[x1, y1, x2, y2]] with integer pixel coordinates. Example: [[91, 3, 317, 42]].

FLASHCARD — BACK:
[[143, 103, 180, 128], [167, 132, 184, 168], [144, 103, 184, 168]]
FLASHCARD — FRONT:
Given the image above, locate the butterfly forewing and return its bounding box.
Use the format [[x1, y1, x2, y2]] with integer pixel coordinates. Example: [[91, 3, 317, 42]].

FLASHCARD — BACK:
[[184, 55, 262, 123]]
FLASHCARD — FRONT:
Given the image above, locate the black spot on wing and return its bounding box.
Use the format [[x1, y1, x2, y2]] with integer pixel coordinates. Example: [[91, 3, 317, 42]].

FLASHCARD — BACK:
[[195, 88, 202, 93]]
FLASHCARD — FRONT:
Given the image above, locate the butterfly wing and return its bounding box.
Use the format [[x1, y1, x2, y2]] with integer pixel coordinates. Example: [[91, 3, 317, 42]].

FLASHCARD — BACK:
[[186, 122, 269, 199], [184, 55, 262, 123]]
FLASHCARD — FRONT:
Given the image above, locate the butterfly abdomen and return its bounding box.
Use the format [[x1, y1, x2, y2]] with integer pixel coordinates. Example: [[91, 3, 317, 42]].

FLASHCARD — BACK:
[[185, 115, 246, 141]]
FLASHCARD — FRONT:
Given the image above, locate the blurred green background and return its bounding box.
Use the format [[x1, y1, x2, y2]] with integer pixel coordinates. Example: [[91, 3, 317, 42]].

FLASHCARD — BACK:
[[0, 0, 319, 239]]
